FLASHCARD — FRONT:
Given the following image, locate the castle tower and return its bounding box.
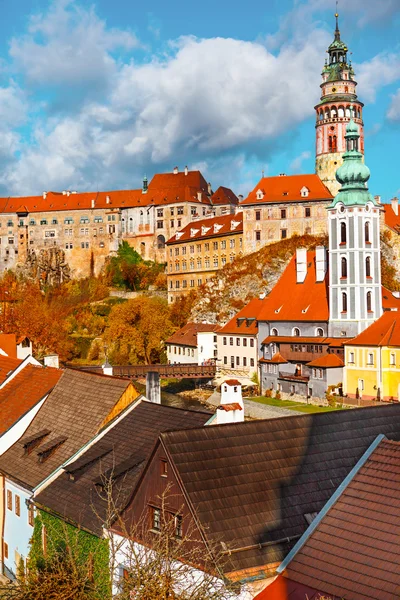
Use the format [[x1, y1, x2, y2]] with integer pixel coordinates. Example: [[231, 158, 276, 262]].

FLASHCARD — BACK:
[[315, 12, 364, 196], [328, 115, 382, 338]]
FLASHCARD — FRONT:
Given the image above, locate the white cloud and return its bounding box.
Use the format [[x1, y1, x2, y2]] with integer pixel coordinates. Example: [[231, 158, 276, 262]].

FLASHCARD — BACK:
[[289, 150, 311, 173], [387, 89, 400, 120], [356, 53, 400, 103], [9, 0, 139, 91]]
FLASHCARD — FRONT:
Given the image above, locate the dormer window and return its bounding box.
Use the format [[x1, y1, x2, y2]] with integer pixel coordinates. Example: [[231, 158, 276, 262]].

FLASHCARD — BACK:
[[256, 189, 264, 200]]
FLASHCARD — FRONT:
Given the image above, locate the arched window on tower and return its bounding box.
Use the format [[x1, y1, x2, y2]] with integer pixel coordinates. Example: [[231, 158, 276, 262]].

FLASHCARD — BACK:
[[345, 106, 351, 118], [341, 257, 347, 278], [342, 292, 348, 313], [344, 86, 349, 93], [366, 256, 371, 278], [328, 136, 333, 152], [366, 291, 372, 312], [331, 107, 337, 119], [325, 110, 329, 120], [341, 222, 347, 244], [338, 107, 344, 118], [332, 135, 337, 152], [365, 222, 370, 243]]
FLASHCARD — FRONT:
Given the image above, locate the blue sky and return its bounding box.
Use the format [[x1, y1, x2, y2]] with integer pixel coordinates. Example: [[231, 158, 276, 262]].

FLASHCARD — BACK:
[[0, 0, 399, 200]]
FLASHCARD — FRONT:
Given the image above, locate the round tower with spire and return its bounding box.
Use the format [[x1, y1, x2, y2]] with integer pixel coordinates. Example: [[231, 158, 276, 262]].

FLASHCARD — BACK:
[[315, 11, 364, 196], [328, 115, 381, 338]]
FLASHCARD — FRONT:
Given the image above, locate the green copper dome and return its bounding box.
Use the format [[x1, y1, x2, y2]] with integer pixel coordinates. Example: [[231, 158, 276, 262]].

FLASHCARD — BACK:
[[329, 118, 378, 208]]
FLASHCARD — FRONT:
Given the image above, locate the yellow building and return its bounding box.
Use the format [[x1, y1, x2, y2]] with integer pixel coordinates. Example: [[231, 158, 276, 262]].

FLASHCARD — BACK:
[[166, 213, 243, 303], [344, 310, 400, 401]]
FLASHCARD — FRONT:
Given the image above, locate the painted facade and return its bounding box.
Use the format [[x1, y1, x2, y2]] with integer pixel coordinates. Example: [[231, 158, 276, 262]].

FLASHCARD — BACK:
[[315, 14, 364, 196]]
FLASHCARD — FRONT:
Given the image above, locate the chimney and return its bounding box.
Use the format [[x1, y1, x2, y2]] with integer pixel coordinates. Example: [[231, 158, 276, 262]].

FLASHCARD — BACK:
[[296, 248, 307, 284], [208, 182, 212, 195], [42, 191, 47, 200], [66, 190, 71, 197], [374, 195, 381, 204], [106, 195, 110, 204], [184, 166, 188, 176], [238, 194, 243, 202], [146, 371, 161, 404], [44, 355, 59, 369], [392, 197, 398, 216], [173, 166, 179, 175], [62, 190, 67, 195], [91, 199, 95, 208], [216, 380, 244, 425], [102, 360, 113, 376], [279, 173, 286, 177], [197, 191, 202, 201], [259, 292, 266, 300], [315, 246, 327, 282]]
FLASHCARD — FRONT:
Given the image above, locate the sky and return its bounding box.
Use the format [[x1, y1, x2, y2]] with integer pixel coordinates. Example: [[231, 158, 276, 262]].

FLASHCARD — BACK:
[[0, 0, 399, 200]]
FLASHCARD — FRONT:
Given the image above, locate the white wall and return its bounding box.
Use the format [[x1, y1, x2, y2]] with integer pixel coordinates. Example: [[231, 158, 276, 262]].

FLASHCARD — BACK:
[[197, 332, 217, 365], [217, 333, 258, 374], [166, 344, 197, 364]]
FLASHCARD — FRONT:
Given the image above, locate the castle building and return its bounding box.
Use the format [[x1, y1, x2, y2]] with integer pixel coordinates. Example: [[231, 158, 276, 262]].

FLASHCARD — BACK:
[[315, 13, 364, 196]]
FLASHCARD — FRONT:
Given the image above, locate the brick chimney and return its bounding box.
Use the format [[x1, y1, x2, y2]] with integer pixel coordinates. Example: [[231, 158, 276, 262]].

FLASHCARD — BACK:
[[296, 248, 307, 283], [392, 197, 398, 216]]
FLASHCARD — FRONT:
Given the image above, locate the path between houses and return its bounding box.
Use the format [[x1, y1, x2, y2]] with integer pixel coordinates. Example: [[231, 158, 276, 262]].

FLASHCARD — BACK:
[[207, 392, 302, 419]]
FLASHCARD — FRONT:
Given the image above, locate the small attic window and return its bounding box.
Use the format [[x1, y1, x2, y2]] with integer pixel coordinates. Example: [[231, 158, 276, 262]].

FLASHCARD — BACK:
[[256, 189, 264, 200], [37, 436, 67, 463], [301, 186, 310, 198], [21, 429, 51, 455], [282, 192, 288, 196]]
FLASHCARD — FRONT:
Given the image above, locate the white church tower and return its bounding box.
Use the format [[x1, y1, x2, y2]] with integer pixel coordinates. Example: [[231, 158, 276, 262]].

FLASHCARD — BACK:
[[328, 113, 382, 338]]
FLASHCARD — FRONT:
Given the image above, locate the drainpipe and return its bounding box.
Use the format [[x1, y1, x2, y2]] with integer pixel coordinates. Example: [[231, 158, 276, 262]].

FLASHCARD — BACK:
[[379, 345, 383, 402]]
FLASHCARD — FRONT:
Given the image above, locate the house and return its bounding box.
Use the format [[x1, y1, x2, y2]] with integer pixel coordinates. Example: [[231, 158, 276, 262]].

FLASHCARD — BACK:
[[165, 322, 220, 365], [217, 298, 263, 380], [0, 334, 32, 360], [240, 174, 332, 254], [343, 309, 400, 401], [110, 404, 400, 598], [166, 212, 243, 303], [257, 435, 400, 600], [0, 368, 140, 579]]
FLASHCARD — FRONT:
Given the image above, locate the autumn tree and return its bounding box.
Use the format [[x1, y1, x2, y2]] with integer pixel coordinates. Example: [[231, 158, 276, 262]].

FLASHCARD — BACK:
[[104, 296, 175, 364], [105, 242, 165, 291]]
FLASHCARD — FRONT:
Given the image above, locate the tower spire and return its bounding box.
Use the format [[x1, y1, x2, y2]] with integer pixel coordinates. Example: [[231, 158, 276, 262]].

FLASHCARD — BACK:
[[334, 3, 340, 41]]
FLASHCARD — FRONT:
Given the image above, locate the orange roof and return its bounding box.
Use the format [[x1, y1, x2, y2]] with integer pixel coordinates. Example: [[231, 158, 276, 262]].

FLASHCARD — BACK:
[[259, 352, 288, 364], [0, 333, 18, 358], [262, 335, 350, 346], [165, 322, 220, 347], [382, 286, 400, 310], [219, 298, 264, 335], [149, 170, 209, 193], [224, 379, 242, 386], [257, 251, 329, 323], [218, 403, 242, 411], [241, 174, 333, 205], [0, 355, 23, 385], [167, 212, 243, 244], [0, 364, 62, 436], [384, 203, 400, 233], [211, 186, 239, 206], [347, 310, 400, 347], [307, 353, 344, 368]]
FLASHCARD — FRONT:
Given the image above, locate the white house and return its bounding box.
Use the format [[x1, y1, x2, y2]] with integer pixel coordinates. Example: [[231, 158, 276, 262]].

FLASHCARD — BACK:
[[166, 323, 220, 365]]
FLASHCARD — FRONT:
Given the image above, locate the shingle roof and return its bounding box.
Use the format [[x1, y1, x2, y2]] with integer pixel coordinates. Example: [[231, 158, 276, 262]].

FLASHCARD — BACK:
[[167, 213, 243, 244], [34, 400, 210, 535], [307, 353, 344, 368], [347, 310, 400, 347], [211, 186, 239, 206], [240, 174, 333, 205], [158, 405, 400, 576], [218, 299, 264, 335], [257, 251, 329, 323], [281, 438, 400, 600], [0, 364, 62, 436], [0, 369, 134, 490], [165, 322, 221, 348], [0, 355, 23, 385]]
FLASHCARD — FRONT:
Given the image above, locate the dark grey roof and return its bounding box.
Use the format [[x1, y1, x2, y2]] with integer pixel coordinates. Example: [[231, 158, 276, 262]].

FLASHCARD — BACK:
[[34, 400, 210, 535], [160, 404, 400, 576]]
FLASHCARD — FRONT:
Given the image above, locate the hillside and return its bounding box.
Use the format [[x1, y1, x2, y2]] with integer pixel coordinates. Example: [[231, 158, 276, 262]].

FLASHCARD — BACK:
[[191, 234, 328, 323], [191, 232, 400, 324]]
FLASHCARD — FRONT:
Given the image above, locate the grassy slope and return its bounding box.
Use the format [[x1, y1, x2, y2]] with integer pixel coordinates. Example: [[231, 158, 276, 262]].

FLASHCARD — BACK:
[[250, 396, 342, 413]]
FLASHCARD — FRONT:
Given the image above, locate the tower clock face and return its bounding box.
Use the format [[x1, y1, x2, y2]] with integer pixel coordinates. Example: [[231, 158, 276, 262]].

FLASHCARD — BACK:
[[332, 87, 337, 93]]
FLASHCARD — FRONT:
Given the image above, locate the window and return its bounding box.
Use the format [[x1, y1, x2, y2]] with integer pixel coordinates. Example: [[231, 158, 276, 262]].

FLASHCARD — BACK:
[[170, 220, 174, 228], [365, 222, 370, 243], [7, 490, 12, 511], [3, 542, 8, 559], [51, 219, 58, 225], [243, 338, 247, 347], [250, 358, 254, 367], [160, 460, 168, 477], [15, 495, 20, 517], [340, 222, 346, 244], [190, 280, 194, 287], [223, 337, 227, 345], [197, 258, 201, 268], [224, 356, 227, 365], [342, 292, 348, 313], [293, 327, 300, 337], [182, 247, 186, 255], [205, 258, 210, 268], [255, 231, 261, 241], [281, 229, 287, 239], [236, 357, 240, 366], [40, 219, 47, 225], [170, 207, 174, 216], [316, 328, 324, 337], [367, 353, 374, 365], [197, 244, 201, 252], [230, 239, 235, 248], [191, 206, 196, 216], [236, 338, 240, 346], [213, 257, 218, 267], [366, 256, 371, 277], [280, 209, 286, 219], [175, 515, 183, 539], [190, 245, 194, 254], [230, 337, 233, 346], [349, 351, 355, 364], [390, 353, 396, 366], [29, 219, 36, 226], [255, 210, 261, 221], [250, 339, 254, 347], [204, 243, 210, 251], [157, 209, 164, 218], [243, 357, 247, 367], [177, 206, 184, 215], [341, 257, 347, 278], [7, 220, 13, 227], [80, 217, 89, 224], [367, 291, 372, 312], [157, 221, 163, 229], [305, 207, 311, 218], [213, 241, 218, 250], [94, 216, 103, 223], [197, 279, 202, 286], [45, 231, 55, 238]]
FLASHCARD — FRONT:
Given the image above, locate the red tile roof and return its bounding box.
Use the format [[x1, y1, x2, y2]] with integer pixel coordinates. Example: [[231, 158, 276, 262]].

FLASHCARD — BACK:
[[262, 335, 349, 346], [257, 251, 329, 323], [259, 352, 288, 364], [0, 364, 62, 436], [0, 334, 18, 358], [240, 174, 333, 205], [211, 186, 239, 206], [165, 322, 221, 348], [254, 575, 323, 600], [0, 355, 23, 385], [224, 379, 242, 386], [280, 438, 400, 600], [384, 203, 400, 233], [382, 287, 400, 310], [307, 353, 344, 368], [149, 170, 209, 193], [346, 310, 400, 347], [219, 298, 264, 335], [218, 403, 243, 411], [167, 212, 243, 244]]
